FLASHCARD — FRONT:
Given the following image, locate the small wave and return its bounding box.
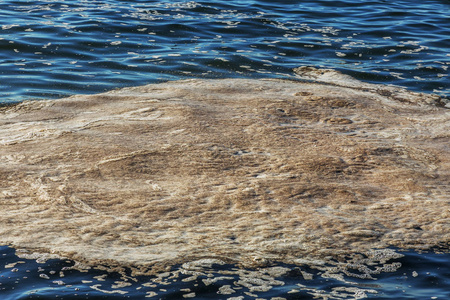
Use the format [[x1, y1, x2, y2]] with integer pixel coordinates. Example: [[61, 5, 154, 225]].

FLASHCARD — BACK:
[[0, 0, 448, 103]]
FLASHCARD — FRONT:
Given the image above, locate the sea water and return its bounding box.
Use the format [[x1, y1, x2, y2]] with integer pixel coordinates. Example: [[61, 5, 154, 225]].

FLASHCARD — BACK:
[[0, 0, 448, 103], [0, 0, 449, 299], [0, 246, 449, 299]]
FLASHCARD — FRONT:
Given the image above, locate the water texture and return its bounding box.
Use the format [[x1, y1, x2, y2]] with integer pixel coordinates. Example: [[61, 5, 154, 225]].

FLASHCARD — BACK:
[[1, 246, 449, 300], [0, 0, 449, 103]]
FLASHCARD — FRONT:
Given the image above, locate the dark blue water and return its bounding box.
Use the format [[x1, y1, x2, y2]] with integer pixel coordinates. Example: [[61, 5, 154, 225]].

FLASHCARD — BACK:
[[0, 0, 449, 103], [1, 246, 449, 299]]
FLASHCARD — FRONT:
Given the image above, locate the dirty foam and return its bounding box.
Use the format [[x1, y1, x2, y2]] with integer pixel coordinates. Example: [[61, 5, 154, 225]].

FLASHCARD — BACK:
[[0, 68, 449, 279]]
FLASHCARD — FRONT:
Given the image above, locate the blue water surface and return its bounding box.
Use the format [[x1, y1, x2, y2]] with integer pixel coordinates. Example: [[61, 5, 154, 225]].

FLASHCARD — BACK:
[[0, 0, 449, 103], [1, 246, 449, 299]]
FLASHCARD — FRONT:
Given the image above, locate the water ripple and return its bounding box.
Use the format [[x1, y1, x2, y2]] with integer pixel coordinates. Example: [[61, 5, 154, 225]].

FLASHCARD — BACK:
[[0, 0, 448, 103], [0, 246, 448, 300]]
